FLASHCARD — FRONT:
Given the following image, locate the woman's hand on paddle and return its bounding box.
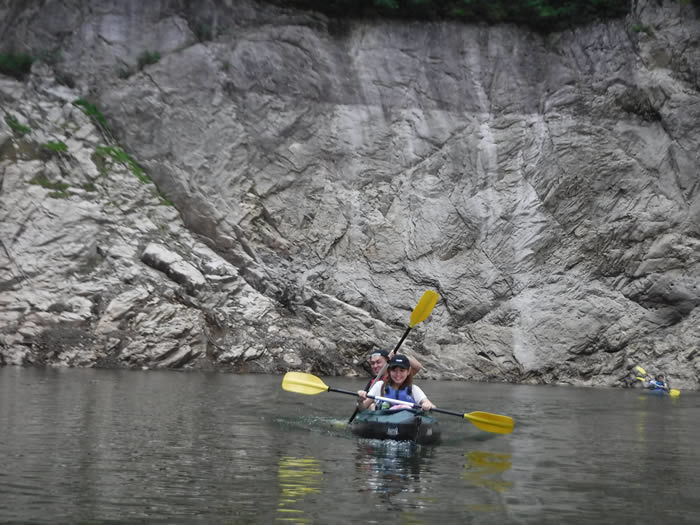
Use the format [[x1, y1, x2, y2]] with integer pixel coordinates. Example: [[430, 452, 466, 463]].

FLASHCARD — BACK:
[[420, 399, 436, 411]]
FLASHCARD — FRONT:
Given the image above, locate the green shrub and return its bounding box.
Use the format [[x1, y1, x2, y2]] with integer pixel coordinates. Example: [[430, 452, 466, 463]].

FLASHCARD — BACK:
[[94, 145, 151, 184], [47, 190, 71, 198], [5, 115, 31, 136], [0, 52, 34, 79], [195, 23, 213, 42], [41, 141, 68, 153], [72, 98, 110, 134], [631, 23, 654, 35], [28, 174, 71, 198], [156, 190, 174, 206], [137, 50, 161, 70]]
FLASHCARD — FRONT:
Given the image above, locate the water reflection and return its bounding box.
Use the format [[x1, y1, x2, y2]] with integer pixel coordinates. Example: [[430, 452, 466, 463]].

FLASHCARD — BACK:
[[462, 450, 513, 492], [354, 440, 435, 505], [277, 456, 322, 524]]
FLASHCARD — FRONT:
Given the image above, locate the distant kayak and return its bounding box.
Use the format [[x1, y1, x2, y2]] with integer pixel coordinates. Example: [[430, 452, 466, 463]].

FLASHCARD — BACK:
[[350, 407, 441, 445], [644, 388, 670, 395], [641, 388, 680, 397]]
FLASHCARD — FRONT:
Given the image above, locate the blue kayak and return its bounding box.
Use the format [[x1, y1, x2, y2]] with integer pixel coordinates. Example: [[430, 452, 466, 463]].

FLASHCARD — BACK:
[[645, 388, 669, 395], [350, 407, 441, 445], [642, 388, 678, 397]]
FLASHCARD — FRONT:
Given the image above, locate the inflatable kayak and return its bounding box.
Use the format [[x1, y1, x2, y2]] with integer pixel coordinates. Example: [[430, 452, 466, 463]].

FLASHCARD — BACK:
[[642, 387, 679, 397], [350, 407, 441, 445]]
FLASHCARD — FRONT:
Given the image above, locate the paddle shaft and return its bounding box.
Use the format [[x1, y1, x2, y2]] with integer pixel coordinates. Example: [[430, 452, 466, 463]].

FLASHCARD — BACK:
[[332, 387, 430, 411], [358, 400, 494, 421], [429, 407, 469, 418], [338, 387, 507, 423]]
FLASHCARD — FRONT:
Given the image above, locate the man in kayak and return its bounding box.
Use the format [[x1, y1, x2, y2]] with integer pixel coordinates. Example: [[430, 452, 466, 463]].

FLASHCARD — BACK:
[[357, 354, 435, 411], [645, 374, 670, 392]]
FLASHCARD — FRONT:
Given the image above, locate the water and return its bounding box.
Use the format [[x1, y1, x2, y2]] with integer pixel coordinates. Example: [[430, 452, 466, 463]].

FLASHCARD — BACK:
[[1, 367, 699, 524]]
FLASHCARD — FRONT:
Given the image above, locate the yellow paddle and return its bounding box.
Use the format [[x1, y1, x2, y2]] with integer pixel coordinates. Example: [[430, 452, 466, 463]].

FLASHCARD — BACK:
[[635, 365, 679, 397], [348, 290, 440, 424], [282, 371, 515, 435]]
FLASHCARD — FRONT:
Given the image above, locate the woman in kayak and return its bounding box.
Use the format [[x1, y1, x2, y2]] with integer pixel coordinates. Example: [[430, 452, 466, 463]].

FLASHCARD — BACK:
[[364, 349, 423, 391], [357, 354, 436, 411]]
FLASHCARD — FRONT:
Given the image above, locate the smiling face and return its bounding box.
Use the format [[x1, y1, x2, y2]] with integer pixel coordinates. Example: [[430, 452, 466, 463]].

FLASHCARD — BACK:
[[370, 355, 387, 376], [389, 366, 409, 383]]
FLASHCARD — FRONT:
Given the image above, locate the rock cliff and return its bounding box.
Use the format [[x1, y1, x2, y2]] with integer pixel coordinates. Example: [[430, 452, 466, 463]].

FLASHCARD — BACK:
[[1, 0, 698, 389]]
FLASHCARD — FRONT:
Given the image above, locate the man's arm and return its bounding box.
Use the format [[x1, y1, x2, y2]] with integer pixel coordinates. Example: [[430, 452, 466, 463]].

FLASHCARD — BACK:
[[386, 349, 423, 376], [407, 355, 422, 377]]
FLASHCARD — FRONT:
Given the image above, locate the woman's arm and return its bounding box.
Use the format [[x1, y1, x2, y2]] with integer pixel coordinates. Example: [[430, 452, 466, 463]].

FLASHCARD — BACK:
[[357, 381, 384, 410], [411, 385, 436, 410]]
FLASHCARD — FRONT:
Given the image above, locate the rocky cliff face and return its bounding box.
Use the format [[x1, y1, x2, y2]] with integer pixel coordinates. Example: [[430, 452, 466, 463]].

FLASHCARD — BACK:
[[1, 0, 698, 389]]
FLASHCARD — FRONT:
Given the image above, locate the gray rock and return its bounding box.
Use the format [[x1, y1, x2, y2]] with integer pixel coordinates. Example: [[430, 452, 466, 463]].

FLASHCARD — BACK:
[[0, 0, 698, 391]]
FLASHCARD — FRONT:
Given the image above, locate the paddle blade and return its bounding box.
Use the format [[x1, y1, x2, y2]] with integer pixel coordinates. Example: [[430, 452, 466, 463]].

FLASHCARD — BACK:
[[635, 365, 647, 376], [409, 290, 439, 328], [670, 389, 680, 397], [464, 411, 515, 435], [282, 372, 330, 395]]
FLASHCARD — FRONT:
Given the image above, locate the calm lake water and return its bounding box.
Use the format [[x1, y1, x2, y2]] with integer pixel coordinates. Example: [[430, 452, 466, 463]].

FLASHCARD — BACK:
[[1, 367, 699, 524]]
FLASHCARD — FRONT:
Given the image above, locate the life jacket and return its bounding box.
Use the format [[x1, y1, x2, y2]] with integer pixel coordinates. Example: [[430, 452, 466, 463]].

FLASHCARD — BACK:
[[379, 383, 415, 409], [363, 376, 381, 391]]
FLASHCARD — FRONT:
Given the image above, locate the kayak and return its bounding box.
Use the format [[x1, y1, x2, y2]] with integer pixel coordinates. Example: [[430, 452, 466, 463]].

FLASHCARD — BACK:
[[643, 388, 675, 396], [350, 407, 441, 445], [646, 388, 668, 395]]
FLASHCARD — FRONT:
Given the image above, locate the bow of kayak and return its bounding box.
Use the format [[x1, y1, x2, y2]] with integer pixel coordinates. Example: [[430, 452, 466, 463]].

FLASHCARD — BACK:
[[349, 407, 441, 445]]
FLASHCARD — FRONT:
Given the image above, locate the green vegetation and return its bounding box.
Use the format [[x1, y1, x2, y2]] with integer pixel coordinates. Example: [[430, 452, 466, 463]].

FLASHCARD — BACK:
[[28, 174, 71, 198], [631, 23, 654, 35], [263, 0, 638, 32], [72, 98, 111, 134], [82, 182, 97, 192], [137, 50, 161, 70], [41, 141, 68, 154], [5, 115, 31, 136], [94, 145, 151, 184], [36, 47, 62, 65], [195, 22, 214, 42], [156, 190, 174, 206], [0, 52, 34, 79]]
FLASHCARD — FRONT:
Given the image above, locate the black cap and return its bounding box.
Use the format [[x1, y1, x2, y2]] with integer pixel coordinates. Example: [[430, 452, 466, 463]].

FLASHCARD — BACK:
[[388, 354, 410, 369], [370, 349, 389, 359]]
